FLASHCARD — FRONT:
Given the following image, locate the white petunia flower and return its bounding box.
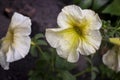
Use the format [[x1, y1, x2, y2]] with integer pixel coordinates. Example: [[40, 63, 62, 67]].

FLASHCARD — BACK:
[[103, 38, 120, 71], [45, 5, 102, 63], [0, 12, 31, 70]]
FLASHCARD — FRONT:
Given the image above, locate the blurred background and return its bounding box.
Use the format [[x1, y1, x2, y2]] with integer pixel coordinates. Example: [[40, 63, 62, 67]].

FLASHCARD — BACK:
[[0, 0, 120, 80]]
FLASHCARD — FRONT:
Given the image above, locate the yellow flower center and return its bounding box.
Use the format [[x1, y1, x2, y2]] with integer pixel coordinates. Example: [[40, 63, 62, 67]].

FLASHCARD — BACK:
[[1, 29, 14, 53], [72, 18, 89, 38], [4, 29, 14, 44], [73, 26, 84, 36]]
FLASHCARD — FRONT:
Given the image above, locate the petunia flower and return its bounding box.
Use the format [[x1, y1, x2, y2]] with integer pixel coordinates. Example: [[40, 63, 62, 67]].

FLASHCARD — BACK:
[[0, 12, 31, 70], [45, 5, 102, 63], [103, 38, 120, 71]]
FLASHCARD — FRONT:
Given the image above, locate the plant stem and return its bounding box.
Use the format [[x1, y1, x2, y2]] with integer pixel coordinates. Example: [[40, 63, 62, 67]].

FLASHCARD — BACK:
[[31, 41, 45, 58], [51, 50, 55, 72], [74, 68, 91, 77]]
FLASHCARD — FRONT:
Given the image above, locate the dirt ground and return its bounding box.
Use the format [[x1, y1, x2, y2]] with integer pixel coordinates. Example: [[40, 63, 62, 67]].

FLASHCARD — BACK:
[[0, 0, 87, 80]]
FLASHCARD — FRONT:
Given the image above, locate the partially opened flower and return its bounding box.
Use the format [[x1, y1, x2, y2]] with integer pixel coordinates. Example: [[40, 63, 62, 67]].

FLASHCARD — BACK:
[[103, 38, 120, 71], [45, 5, 102, 62], [0, 12, 31, 70]]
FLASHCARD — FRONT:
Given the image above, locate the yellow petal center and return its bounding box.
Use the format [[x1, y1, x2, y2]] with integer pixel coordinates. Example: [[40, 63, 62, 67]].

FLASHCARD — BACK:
[[109, 38, 120, 46], [72, 18, 89, 39], [5, 29, 14, 43], [2, 28, 14, 53]]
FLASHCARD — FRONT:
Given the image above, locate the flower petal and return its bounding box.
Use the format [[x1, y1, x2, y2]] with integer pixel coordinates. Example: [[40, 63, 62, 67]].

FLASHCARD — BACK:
[[109, 38, 120, 46], [67, 50, 79, 63], [0, 51, 9, 70], [46, 28, 79, 62], [6, 36, 31, 62], [56, 47, 79, 63], [87, 30, 102, 50], [62, 5, 83, 19], [57, 5, 83, 28], [56, 37, 79, 62], [45, 28, 63, 48], [118, 51, 120, 71], [78, 30, 101, 55], [78, 39, 96, 55], [82, 9, 102, 30], [46, 5, 102, 63], [57, 12, 72, 28], [102, 46, 120, 71], [56, 48, 69, 59], [9, 12, 31, 36]]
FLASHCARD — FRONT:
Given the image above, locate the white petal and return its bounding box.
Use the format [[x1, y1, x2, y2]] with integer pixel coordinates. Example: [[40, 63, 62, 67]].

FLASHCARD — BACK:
[[45, 28, 63, 48], [46, 28, 79, 62], [56, 34, 79, 59], [118, 50, 120, 71], [78, 39, 96, 55], [102, 46, 120, 71], [62, 5, 83, 19], [82, 9, 102, 30], [67, 50, 79, 63], [78, 30, 101, 55], [87, 30, 102, 50], [0, 51, 9, 70], [56, 48, 69, 59], [9, 12, 31, 36], [6, 36, 31, 62], [56, 47, 79, 63], [56, 37, 79, 62], [57, 12, 72, 28], [57, 5, 83, 28]]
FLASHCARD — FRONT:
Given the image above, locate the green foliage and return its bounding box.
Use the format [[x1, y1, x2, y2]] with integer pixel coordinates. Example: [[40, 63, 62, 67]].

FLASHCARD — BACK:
[[29, 33, 76, 80], [58, 71, 76, 80], [103, 0, 120, 16], [29, 50, 76, 80], [30, 33, 47, 57], [92, 0, 109, 10], [73, 0, 120, 16], [102, 19, 120, 40], [85, 56, 99, 80], [73, 0, 109, 10], [30, 46, 38, 57], [34, 33, 44, 40], [73, 0, 92, 9], [98, 19, 120, 80], [55, 55, 76, 70], [99, 64, 120, 80]]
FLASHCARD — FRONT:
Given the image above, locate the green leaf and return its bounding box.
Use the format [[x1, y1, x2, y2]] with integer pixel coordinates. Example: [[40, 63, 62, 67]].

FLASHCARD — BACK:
[[40, 52, 51, 61], [102, 0, 120, 16], [55, 56, 75, 70], [93, 67, 99, 73], [28, 70, 42, 80], [60, 71, 76, 80], [30, 46, 38, 57], [92, 0, 109, 10], [78, 0, 92, 9], [35, 33, 44, 40], [91, 71, 96, 80], [36, 40, 47, 46], [73, 0, 81, 4], [85, 56, 92, 65]]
